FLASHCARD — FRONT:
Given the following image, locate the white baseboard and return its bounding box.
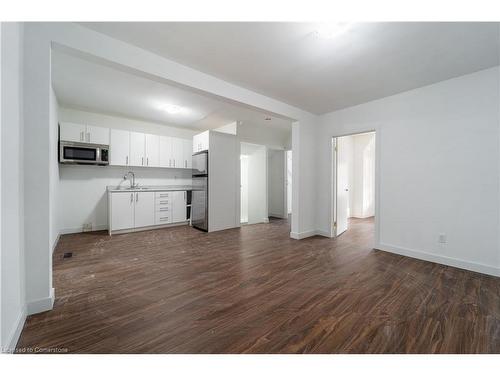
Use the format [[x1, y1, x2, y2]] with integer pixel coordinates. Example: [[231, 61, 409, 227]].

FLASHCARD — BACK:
[[378, 242, 500, 277], [290, 229, 317, 239], [26, 287, 55, 315], [51, 232, 60, 254], [262, 217, 270, 223], [59, 224, 108, 235], [3, 307, 26, 352]]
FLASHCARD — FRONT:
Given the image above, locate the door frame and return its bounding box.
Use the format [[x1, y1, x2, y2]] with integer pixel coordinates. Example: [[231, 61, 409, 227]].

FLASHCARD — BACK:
[[283, 149, 291, 219], [330, 129, 380, 244]]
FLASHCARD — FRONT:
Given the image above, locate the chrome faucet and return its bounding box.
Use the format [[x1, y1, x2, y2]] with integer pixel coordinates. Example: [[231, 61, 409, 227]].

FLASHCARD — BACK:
[[124, 171, 138, 188]]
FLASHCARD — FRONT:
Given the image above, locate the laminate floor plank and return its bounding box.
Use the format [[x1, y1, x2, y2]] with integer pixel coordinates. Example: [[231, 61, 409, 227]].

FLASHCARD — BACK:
[[16, 218, 500, 353]]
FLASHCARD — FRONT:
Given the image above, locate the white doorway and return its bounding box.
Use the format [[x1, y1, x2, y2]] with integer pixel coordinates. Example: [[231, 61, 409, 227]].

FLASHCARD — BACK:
[[240, 142, 268, 225], [332, 131, 376, 237]]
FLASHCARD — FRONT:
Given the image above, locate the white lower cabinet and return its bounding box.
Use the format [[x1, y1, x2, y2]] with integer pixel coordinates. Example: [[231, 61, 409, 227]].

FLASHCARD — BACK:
[[110, 190, 188, 233], [111, 192, 135, 230], [172, 191, 187, 222], [134, 192, 155, 228]]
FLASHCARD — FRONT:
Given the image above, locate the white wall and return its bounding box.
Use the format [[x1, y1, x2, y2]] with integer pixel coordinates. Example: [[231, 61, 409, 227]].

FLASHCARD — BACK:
[[240, 155, 248, 223], [247, 145, 268, 224], [286, 150, 292, 215], [268, 149, 286, 218], [238, 122, 291, 150], [57, 108, 194, 234], [351, 133, 375, 218], [1, 22, 26, 351], [317, 67, 500, 276]]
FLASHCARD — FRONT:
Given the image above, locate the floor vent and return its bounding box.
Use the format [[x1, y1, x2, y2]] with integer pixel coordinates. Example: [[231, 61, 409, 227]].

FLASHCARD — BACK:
[[63, 252, 73, 259]]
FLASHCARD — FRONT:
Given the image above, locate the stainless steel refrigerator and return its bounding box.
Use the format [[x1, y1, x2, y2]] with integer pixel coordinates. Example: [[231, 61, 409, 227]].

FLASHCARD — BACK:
[[191, 150, 208, 231]]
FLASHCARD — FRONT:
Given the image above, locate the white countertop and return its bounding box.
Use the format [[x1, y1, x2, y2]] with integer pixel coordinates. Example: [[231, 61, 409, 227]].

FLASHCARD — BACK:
[[107, 185, 193, 193]]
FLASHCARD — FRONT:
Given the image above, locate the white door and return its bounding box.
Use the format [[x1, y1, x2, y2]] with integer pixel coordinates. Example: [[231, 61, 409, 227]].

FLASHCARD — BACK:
[[110, 129, 130, 166], [159, 136, 173, 168], [60, 122, 86, 143], [134, 191, 155, 228], [130, 131, 145, 167], [145, 133, 160, 167], [111, 192, 135, 230], [172, 191, 187, 222], [182, 139, 193, 169], [86, 125, 110, 145], [171, 138, 183, 168], [336, 137, 350, 236]]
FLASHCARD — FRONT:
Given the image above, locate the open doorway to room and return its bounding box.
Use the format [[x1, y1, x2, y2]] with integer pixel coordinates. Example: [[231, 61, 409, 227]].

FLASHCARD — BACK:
[[240, 142, 268, 225], [332, 131, 376, 237]]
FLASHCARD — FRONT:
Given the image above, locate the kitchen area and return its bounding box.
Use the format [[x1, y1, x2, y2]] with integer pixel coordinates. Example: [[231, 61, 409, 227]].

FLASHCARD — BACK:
[[52, 47, 291, 244]]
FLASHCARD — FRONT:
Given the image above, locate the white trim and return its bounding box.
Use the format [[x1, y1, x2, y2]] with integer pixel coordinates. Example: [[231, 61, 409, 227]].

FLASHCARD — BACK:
[[26, 288, 55, 315], [110, 221, 188, 236], [377, 242, 500, 278], [59, 224, 108, 235], [51, 232, 60, 254], [3, 307, 26, 352], [290, 229, 317, 239]]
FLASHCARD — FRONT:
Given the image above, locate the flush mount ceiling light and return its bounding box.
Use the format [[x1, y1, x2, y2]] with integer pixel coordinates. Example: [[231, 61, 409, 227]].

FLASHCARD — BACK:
[[161, 104, 183, 114], [314, 22, 352, 39]]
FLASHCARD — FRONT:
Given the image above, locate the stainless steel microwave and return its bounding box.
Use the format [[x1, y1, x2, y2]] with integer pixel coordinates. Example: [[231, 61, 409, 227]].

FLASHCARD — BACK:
[[59, 141, 109, 166]]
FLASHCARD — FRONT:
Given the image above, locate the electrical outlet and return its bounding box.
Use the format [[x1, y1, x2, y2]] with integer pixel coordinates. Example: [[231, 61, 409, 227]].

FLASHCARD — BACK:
[[83, 223, 93, 232], [438, 233, 447, 244]]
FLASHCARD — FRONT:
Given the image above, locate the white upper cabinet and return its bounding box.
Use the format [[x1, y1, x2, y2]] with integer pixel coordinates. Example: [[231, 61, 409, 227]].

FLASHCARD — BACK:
[[110, 129, 130, 166], [193, 131, 209, 153], [60, 122, 86, 143], [130, 132, 145, 167], [86, 125, 110, 145], [145, 134, 160, 167], [159, 136, 173, 168], [183, 139, 193, 169], [60, 122, 109, 145], [171, 137, 184, 168]]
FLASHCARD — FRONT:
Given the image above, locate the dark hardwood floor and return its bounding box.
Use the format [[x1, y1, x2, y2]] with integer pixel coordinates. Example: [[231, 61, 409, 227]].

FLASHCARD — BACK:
[[17, 218, 500, 353]]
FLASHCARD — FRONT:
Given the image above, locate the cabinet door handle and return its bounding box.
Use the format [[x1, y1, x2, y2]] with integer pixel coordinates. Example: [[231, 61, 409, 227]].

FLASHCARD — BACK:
[[142, 157, 144, 166], [136, 192, 139, 202], [87, 132, 90, 143], [130, 193, 133, 203], [147, 157, 149, 166], [173, 159, 175, 167], [126, 156, 129, 165]]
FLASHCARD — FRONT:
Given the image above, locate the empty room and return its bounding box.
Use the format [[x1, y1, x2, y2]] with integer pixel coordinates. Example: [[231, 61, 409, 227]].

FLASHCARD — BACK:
[[1, 2, 500, 371]]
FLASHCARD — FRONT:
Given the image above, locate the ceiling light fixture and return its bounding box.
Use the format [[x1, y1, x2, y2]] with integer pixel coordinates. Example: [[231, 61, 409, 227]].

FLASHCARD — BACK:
[[162, 104, 183, 114], [314, 22, 352, 39]]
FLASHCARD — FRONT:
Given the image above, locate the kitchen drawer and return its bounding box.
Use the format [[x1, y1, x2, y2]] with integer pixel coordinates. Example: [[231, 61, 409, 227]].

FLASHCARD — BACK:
[[155, 198, 172, 207], [155, 212, 172, 225], [156, 205, 171, 213], [155, 192, 172, 199]]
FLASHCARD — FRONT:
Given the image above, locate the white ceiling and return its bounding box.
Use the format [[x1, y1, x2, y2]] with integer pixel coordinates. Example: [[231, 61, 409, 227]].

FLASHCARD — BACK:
[[51, 49, 292, 132], [80, 22, 500, 114]]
